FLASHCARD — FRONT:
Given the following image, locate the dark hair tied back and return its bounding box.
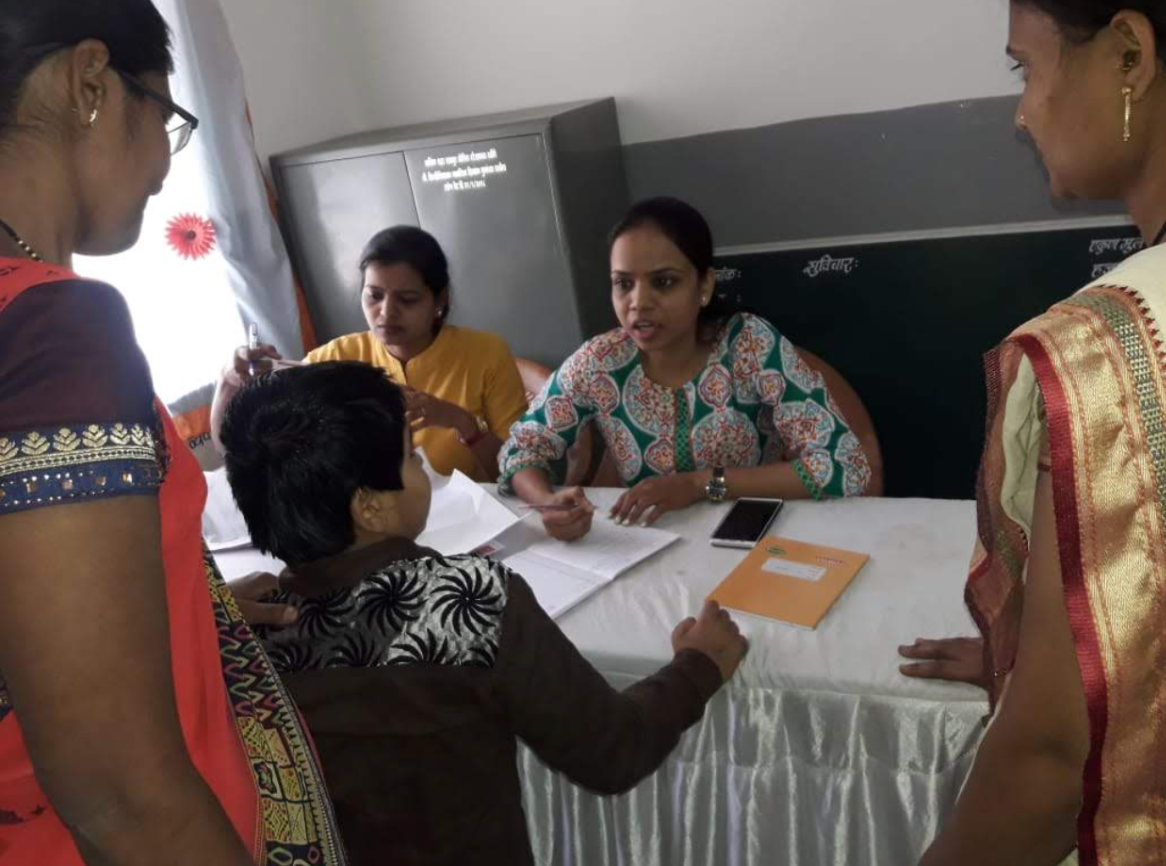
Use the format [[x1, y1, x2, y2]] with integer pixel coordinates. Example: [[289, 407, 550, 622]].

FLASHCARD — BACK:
[[1017, 1, 1165, 54], [359, 225, 451, 296], [0, 0, 174, 135], [609, 196, 737, 330]]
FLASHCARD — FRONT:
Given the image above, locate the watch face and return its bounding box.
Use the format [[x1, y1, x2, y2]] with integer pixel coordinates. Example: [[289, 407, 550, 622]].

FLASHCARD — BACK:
[[707, 468, 727, 501]]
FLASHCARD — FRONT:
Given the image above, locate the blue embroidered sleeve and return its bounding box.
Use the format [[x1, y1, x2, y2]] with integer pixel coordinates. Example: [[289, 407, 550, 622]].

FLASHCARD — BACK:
[[0, 424, 163, 514], [0, 280, 163, 516]]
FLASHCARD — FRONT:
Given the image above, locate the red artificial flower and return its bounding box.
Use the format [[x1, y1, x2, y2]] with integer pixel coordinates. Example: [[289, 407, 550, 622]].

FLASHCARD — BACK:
[[166, 213, 217, 260]]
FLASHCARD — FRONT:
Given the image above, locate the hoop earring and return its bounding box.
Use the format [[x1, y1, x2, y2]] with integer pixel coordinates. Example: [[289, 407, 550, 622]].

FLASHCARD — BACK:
[[1123, 86, 1133, 143]]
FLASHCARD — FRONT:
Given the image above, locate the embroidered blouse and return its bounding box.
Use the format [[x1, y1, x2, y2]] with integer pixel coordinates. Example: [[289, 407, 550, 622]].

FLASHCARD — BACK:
[[0, 262, 347, 866], [0, 272, 165, 516], [498, 312, 871, 498]]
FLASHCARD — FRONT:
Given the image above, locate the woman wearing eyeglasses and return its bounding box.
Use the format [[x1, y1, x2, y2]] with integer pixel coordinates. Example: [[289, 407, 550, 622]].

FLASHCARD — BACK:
[[0, 3, 345, 866]]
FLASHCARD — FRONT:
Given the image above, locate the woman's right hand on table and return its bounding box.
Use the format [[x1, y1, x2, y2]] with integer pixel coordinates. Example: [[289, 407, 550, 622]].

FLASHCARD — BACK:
[[898, 636, 988, 690], [538, 486, 595, 542]]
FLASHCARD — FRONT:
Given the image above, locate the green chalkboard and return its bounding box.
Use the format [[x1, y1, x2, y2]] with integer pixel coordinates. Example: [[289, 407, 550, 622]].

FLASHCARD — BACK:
[[714, 223, 1146, 500]]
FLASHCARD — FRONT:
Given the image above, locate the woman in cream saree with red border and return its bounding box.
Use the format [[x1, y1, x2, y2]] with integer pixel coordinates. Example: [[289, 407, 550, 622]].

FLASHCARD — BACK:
[[963, 243, 1166, 865], [912, 2, 1166, 862]]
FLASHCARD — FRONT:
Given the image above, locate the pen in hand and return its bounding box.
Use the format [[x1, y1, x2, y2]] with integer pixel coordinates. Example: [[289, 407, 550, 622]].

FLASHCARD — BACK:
[[247, 323, 259, 378]]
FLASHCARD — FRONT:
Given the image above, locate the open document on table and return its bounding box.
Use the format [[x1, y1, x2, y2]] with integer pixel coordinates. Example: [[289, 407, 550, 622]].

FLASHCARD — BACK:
[[504, 518, 680, 619]]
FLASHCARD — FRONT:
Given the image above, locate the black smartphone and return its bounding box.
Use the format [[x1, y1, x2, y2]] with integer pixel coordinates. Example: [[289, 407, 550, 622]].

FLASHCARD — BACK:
[[709, 498, 785, 548]]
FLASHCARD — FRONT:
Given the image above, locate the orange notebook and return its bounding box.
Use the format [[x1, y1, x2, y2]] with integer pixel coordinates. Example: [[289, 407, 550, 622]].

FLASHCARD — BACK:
[[708, 537, 870, 630]]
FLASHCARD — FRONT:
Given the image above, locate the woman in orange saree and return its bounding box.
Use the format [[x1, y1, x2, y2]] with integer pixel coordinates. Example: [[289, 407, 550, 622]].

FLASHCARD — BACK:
[[911, 2, 1166, 865], [0, 4, 344, 864]]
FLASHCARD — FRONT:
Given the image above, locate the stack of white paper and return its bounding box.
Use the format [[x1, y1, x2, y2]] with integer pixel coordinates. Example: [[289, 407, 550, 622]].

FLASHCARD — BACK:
[[504, 519, 679, 619]]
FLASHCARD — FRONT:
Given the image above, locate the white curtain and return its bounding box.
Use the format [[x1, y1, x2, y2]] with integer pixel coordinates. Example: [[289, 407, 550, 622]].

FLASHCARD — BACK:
[[77, 0, 306, 405]]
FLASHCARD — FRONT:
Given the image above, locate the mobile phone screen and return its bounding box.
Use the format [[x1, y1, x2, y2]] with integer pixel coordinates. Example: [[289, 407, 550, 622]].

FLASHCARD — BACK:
[[711, 499, 784, 543]]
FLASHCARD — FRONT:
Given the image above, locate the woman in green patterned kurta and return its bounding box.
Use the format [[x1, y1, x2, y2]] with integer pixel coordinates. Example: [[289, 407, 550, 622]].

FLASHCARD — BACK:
[[499, 198, 872, 541]]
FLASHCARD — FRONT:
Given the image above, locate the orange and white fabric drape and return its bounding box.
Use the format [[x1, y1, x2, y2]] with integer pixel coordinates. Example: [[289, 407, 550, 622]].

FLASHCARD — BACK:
[[78, 0, 314, 466]]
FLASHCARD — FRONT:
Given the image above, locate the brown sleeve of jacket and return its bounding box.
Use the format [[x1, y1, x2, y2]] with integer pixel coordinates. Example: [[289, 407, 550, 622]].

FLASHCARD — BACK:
[[493, 573, 724, 795]]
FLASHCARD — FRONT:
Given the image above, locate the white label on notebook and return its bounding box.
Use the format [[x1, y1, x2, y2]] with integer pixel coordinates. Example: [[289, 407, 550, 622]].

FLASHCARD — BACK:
[[762, 558, 827, 582]]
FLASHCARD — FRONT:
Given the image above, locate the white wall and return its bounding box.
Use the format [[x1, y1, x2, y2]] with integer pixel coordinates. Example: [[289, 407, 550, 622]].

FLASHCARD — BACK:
[[220, 0, 370, 160], [224, 0, 1021, 160]]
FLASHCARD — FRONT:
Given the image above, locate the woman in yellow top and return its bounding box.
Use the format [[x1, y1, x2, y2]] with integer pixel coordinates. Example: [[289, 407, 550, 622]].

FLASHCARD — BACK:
[[213, 226, 528, 482]]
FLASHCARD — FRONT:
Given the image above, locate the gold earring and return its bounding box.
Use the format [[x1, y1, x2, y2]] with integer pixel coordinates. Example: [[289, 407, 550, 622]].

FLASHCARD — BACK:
[[1123, 86, 1133, 143]]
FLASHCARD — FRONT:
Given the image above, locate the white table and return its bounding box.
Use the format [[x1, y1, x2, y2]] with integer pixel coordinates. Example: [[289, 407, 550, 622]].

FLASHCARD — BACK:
[[217, 492, 986, 866]]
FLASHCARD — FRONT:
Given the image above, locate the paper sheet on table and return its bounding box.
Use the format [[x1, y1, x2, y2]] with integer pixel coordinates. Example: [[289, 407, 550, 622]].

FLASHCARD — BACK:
[[505, 550, 606, 619], [504, 519, 679, 619], [415, 470, 521, 556], [524, 518, 679, 581]]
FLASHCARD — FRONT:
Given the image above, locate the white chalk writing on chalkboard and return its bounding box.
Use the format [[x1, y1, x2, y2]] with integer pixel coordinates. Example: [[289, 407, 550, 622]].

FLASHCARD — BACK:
[[1088, 238, 1144, 257], [803, 255, 859, 279]]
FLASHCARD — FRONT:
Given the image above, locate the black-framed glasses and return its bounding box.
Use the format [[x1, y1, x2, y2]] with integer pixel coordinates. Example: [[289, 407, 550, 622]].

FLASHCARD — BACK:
[[116, 71, 200, 155], [23, 42, 200, 155]]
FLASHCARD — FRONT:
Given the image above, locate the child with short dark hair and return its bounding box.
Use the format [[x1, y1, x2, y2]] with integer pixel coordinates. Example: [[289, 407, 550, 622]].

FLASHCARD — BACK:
[[221, 361, 747, 866]]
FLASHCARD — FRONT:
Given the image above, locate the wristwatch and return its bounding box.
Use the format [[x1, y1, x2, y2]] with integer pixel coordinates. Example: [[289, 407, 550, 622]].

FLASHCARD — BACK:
[[459, 415, 490, 447], [705, 466, 728, 503]]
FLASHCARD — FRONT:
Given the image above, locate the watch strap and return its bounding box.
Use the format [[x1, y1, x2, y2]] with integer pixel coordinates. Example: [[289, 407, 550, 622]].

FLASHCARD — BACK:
[[460, 415, 490, 447], [705, 466, 728, 502]]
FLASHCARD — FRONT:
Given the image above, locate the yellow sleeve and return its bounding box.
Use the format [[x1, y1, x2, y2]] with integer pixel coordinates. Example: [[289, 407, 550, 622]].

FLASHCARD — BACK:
[[482, 336, 530, 440], [303, 334, 368, 365], [304, 343, 340, 364]]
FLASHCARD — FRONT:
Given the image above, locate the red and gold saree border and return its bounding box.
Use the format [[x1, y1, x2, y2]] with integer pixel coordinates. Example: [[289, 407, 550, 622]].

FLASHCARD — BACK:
[[973, 282, 1166, 865]]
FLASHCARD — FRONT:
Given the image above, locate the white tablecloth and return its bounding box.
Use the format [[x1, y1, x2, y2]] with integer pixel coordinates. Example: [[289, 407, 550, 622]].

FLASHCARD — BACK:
[[217, 493, 986, 866]]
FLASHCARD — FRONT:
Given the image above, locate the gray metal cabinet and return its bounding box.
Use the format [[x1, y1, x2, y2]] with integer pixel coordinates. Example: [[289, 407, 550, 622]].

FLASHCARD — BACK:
[[277, 152, 420, 341], [272, 99, 629, 367]]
